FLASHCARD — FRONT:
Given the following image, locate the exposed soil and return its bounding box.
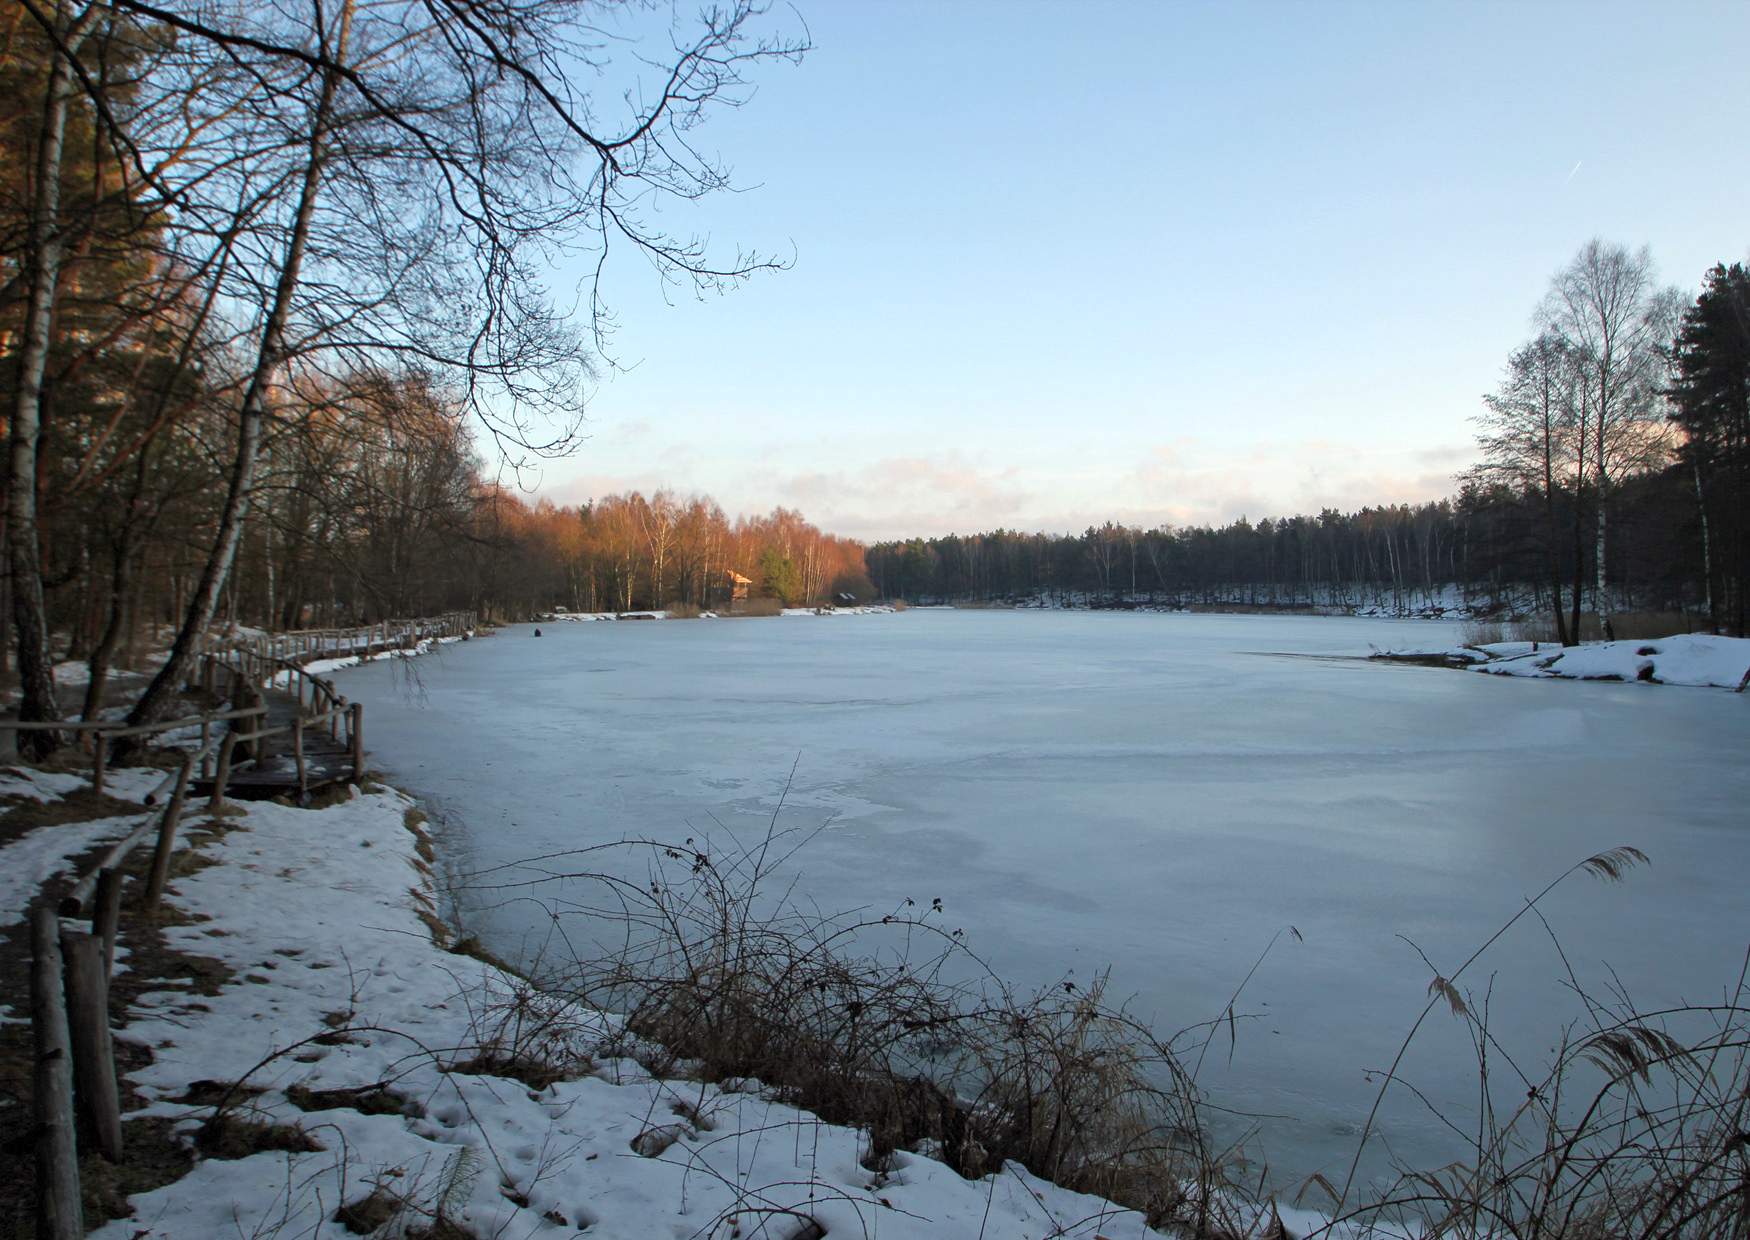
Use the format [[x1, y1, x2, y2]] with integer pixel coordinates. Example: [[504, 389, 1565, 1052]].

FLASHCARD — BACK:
[[0, 787, 238, 1237]]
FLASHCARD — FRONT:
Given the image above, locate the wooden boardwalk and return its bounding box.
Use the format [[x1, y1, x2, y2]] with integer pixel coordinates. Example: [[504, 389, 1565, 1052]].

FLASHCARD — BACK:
[[189, 689, 355, 801], [3, 612, 473, 804], [186, 612, 473, 801]]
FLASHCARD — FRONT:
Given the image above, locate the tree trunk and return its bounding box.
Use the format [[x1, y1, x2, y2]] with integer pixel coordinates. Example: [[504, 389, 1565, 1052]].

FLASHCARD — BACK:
[[81, 536, 133, 722], [1694, 462, 1716, 634], [124, 0, 355, 734], [1540, 410, 1571, 646], [6, 1, 99, 753], [1593, 356, 1615, 642]]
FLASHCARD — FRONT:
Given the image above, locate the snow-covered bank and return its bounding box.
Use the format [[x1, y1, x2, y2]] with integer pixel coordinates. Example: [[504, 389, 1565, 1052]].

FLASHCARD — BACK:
[[0, 765, 1320, 1239], [1376, 632, 1750, 690], [288, 631, 471, 679], [546, 604, 900, 621], [961, 584, 1495, 620]]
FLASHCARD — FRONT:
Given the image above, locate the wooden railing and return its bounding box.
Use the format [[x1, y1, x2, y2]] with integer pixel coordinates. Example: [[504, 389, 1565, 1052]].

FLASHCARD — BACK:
[[201, 646, 363, 804], [3, 610, 473, 794], [17, 610, 474, 1237], [33, 746, 206, 1237], [196, 610, 476, 670], [1, 707, 264, 797]]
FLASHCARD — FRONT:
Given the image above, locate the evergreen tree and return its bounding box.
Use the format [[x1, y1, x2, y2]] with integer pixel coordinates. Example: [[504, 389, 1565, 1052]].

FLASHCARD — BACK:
[[758, 547, 802, 605], [1669, 263, 1750, 634]]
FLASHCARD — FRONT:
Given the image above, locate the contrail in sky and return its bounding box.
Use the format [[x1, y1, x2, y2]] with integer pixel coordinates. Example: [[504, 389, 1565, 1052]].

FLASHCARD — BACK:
[[1564, 160, 1583, 185]]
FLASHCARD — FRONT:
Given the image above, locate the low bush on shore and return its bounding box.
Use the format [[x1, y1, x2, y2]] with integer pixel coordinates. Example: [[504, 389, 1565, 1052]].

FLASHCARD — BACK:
[[479, 829, 1750, 1239]]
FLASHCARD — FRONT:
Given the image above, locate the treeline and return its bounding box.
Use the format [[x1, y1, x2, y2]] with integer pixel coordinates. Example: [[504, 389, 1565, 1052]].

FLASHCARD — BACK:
[[8, 343, 869, 660], [455, 491, 874, 616], [870, 243, 1749, 640], [866, 474, 1699, 617], [1467, 244, 1747, 642]]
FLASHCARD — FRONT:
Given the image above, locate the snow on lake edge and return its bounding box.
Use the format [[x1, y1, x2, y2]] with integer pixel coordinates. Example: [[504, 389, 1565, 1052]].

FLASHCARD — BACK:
[[1378, 632, 1750, 690], [0, 767, 1334, 1240]]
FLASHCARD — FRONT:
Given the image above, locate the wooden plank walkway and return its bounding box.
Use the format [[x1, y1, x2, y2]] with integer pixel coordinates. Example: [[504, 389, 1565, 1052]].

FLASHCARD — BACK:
[[3, 613, 474, 803], [189, 688, 354, 801]]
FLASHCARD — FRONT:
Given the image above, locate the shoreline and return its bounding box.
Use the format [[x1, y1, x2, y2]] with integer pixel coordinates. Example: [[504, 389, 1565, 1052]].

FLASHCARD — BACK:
[[0, 763, 1281, 1239], [1369, 631, 1750, 690]]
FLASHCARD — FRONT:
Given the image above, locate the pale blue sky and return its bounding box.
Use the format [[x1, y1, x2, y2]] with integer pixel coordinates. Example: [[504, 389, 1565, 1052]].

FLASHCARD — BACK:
[[529, 0, 1749, 540]]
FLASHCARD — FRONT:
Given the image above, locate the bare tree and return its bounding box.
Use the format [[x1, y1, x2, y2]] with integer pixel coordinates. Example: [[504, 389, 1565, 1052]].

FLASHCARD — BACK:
[[1470, 332, 1586, 644], [9, 0, 805, 735], [6, 0, 103, 749], [1540, 240, 1677, 639]]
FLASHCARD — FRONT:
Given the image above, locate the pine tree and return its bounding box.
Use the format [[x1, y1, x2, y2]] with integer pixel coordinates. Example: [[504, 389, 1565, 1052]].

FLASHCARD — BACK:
[[758, 547, 802, 606], [1669, 263, 1750, 634]]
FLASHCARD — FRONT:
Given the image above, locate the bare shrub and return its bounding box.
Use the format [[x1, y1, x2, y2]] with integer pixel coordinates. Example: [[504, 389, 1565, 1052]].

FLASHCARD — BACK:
[[473, 824, 1264, 1236], [447, 960, 603, 1089], [728, 597, 783, 617], [663, 601, 703, 619], [1513, 610, 1699, 644], [1458, 619, 1505, 646]]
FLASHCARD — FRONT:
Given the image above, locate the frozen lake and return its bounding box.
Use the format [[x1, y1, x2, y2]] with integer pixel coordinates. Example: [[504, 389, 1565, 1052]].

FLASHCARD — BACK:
[[339, 610, 1750, 1191]]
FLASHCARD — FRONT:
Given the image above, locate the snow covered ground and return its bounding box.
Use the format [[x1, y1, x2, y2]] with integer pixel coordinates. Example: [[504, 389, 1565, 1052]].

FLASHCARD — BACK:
[[548, 605, 900, 621], [1379, 632, 1750, 690], [1, 764, 1333, 1239], [0, 768, 164, 934], [1476, 632, 1750, 688], [339, 610, 1750, 1195], [984, 582, 1501, 619]]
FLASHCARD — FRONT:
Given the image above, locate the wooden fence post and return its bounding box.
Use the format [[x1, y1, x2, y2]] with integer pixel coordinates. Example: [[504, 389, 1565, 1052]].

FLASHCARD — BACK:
[[210, 732, 237, 812], [350, 702, 364, 779], [91, 733, 107, 797], [92, 867, 123, 977], [61, 929, 122, 1162], [293, 717, 307, 800], [31, 908, 81, 1240], [142, 759, 193, 910]]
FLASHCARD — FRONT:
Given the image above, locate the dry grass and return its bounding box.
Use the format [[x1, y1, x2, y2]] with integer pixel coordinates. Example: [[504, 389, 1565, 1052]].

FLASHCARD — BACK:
[[727, 596, 783, 617], [0, 784, 145, 836], [457, 822, 1750, 1240], [1511, 610, 1700, 644], [663, 600, 703, 619], [487, 824, 1260, 1236], [1311, 847, 1750, 1240], [1459, 618, 1507, 646], [286, 1081, 420, 1117], [194, 1114, 324, 1159]]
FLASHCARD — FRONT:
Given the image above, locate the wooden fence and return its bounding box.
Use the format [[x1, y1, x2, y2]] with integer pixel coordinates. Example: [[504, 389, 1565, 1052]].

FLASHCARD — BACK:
[[30, 754, 202, 1238], [194, 610, 475, 671], [3, 610, 473, 791], [13, 610, 474, 1236]]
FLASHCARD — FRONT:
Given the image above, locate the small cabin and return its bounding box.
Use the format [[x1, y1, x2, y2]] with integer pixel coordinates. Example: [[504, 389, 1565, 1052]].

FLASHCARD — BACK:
[[727, 570, 753, 603]]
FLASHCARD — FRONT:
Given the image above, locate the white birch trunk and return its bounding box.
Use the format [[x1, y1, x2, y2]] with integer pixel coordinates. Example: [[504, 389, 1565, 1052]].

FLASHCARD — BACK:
[[6, 1, 101, 745]]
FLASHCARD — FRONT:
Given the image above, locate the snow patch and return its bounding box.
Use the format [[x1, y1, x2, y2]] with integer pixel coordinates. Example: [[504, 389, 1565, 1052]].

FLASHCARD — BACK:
[[57, 777, 1286, 1238]]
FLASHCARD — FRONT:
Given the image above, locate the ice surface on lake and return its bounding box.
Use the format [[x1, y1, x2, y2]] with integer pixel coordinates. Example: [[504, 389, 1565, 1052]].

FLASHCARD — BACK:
[[340, 610, 1750, 1191]]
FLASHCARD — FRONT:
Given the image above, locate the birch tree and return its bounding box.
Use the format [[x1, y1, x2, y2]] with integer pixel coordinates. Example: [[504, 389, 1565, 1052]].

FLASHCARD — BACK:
[[6, 0, 103, 749], [10, 0, 804, 735], [1540, 240, 1678, 639], [1470, 332, 1585, 644]]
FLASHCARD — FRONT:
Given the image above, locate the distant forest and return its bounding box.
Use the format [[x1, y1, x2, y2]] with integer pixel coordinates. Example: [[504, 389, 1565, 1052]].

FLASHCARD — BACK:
[[874, 248, 1750, 641], [863, 472, 1696, 618]]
